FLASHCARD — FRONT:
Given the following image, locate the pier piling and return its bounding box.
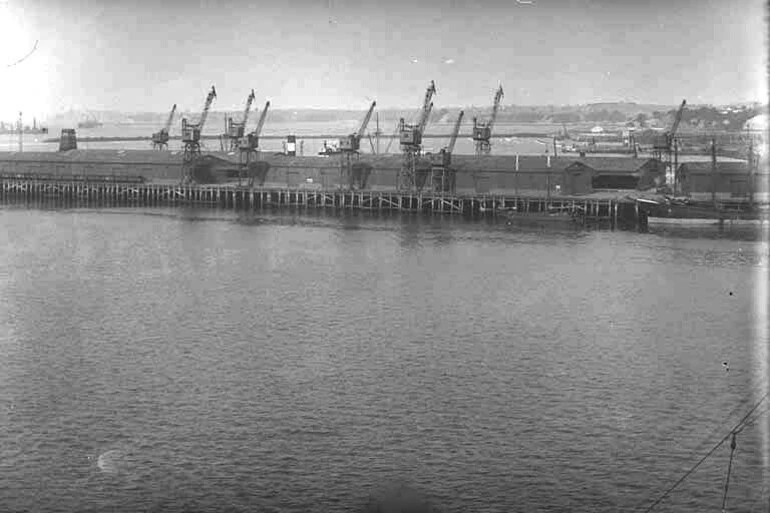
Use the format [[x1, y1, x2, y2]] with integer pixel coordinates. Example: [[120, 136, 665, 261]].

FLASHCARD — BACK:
[[0, 178, 637, 227]]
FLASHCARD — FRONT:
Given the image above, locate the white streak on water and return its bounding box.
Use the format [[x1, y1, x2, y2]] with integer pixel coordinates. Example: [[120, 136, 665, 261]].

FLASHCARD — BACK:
[[96, 449, 123, 474]]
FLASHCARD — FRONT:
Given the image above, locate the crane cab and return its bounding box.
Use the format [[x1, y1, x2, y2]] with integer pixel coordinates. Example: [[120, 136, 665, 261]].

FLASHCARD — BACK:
[[400, 126, 422, 147], [430, 148, 451, 168], [473, 125, 491, 142], [152, 129, 169, 145], [226, 117, 245, 139], [652, 134, 671, 151], [238, 133, 257, 151], [339, 134, 360, 152], [181, 119, 200, 143]]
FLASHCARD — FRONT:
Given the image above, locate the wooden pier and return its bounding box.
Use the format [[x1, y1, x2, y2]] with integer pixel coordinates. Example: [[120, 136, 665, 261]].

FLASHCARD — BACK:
[[0, 177, 639, 228]]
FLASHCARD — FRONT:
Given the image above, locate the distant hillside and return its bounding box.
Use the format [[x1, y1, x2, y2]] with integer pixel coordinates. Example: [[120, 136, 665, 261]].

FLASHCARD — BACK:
[[44, 102, 767, 132]]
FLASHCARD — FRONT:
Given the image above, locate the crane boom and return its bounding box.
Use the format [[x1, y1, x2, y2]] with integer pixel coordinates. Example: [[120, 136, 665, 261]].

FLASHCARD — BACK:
[[198, 86, 217, 131], [357, 101, 376, 139], [255, 101, 270, 137], [164, 104, 177, 133], [447, 110, 464, 154], [669, 99, 686, 139], [241, 89, 256, 128], [418, 81, 437, 129], [419, 102, 434, 133], [488, 85, 504, 133]]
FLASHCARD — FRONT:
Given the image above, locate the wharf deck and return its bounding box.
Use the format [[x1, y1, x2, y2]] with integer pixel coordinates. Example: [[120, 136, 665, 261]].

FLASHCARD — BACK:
[[0, 177, 641, 228]]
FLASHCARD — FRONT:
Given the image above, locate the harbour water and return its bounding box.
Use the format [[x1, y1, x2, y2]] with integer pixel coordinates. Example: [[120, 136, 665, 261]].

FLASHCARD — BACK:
[[0, 205, 767, 512], [0, 121, 565, 156]]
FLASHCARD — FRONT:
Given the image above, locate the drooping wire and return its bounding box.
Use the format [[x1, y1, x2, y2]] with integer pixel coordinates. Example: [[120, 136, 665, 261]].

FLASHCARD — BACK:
[[721, 431, 737, 512], [636, 390, 769, 513], [687, 379, 770, 462], [5, 39, 38, 68]]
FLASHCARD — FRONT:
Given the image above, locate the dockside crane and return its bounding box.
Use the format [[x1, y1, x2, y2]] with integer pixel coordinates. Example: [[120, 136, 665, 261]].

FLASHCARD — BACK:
[[429, 110, 464, 193], [398, 80, 436, 191], [223, 89, 255, 152], [181, 86, 217, 185], [473, 84, 504, 156], [653, 99, 686, 190], [238, 100, 271, 187], [339, 100, 376, 190], [152, 104, 177, 150]]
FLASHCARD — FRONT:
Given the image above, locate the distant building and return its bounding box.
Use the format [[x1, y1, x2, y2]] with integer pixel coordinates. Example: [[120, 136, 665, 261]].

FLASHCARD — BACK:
[[563, 158, 666, 195]]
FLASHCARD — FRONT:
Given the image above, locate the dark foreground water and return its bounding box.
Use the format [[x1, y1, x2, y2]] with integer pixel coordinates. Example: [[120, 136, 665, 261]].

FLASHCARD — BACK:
[[0, 205, 768, 513]]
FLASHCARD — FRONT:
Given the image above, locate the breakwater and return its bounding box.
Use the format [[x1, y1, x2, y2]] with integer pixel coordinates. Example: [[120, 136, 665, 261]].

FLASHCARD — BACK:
[[0, 177, 640, 229]]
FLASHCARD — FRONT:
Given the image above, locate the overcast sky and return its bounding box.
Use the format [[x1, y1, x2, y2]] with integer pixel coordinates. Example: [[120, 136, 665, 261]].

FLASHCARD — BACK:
[[0, 0, 766, 120]]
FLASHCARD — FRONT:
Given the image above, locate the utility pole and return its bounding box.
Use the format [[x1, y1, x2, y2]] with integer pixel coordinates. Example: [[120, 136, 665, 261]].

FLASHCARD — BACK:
[[673, 138, 679, 195], [711, 137, 717, 210], [748, 128, 755, 208], [17, 112, 23, 152]]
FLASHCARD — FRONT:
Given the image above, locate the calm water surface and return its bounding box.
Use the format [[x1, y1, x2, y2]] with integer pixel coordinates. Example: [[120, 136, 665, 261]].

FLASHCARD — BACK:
[[0, 205, 768, 513]]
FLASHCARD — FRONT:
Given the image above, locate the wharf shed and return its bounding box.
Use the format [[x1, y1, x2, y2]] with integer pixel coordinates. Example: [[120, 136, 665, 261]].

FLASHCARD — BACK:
[[563, 158, 665, 195], [0, 149, 678, 197], [244, 154, 577, 193], [0, 150, 243, 183], [451, 155, 572, 194], [675, 161, 770, 199]]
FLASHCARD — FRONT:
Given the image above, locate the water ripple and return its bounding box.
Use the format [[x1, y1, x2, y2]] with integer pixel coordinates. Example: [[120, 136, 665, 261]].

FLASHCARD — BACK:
[[0, 207, 766, 513]]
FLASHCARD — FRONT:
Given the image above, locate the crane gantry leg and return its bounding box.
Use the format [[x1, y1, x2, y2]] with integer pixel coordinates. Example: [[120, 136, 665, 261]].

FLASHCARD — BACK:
[[475, 139, 491, 156], [181, 141, 201, 185], [430, 164, 455, 194], [340, 151, 356, 190], [239, 147, 259, 188], [398, 148, 418, 192]]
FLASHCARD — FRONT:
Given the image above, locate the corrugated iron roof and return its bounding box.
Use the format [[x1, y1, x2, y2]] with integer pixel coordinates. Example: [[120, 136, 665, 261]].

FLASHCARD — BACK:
[[678, 162, 749, 175], [0, 150, 183, 164], [566, 157, 658, 173], [0, 150, 666, 175]]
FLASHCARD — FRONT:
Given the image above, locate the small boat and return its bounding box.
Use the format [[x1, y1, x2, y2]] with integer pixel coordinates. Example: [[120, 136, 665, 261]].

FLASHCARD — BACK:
[[645, 199, 770, 226], [77, 118, 103, 129], [318, 140, 341, 156], [502, 204, 586, 224]]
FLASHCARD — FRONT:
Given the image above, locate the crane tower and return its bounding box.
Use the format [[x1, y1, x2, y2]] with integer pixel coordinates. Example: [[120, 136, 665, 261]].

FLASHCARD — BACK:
[[653, 99, 686, 190], [429, 110, 464, 193], [239, 100, 271, 187], [152, 104, 177, 150], [398, 80, 436, 192], [339, 100, 376, 190], [473, 85, 504, 156], [223, 89, 255, 152], [181, 86, 217, 185]]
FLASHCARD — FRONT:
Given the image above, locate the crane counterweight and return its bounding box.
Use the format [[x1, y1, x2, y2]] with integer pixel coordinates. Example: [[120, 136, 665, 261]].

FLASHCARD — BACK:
[[181, 86, 217, 184], [339, 100, 377, 189], [152, 104, 177, 150], [473, 84, 504, 156], [398, 81, 437, 192], [237, 99, 271, 188]]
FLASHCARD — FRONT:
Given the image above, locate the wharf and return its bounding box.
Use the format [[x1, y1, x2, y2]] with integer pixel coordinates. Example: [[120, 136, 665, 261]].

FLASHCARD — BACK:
[[0, 176, 640, 229]]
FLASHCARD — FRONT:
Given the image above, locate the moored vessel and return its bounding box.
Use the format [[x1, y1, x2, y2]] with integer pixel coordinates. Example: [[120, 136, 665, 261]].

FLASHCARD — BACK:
[[642, 197, 770, 226], [77, 119, 104, 129], [500, 203, 586, 225]]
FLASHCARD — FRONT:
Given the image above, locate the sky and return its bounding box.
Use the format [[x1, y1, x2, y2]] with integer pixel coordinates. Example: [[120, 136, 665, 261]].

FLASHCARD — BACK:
[[0, 0, 767, 121]]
